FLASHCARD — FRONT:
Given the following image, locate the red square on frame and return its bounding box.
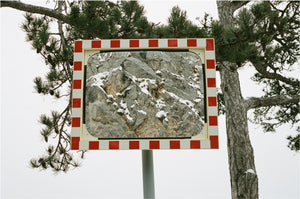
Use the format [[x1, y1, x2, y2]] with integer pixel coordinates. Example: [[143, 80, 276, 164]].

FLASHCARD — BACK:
[[190, 140, 201, 149], [71, 137, 80, 150], [209, 116, 218, 126], [148, 39, 158, 47], [74, 41, 82, 52], [170, 140, 180, 149], [207, 78, 216, 88], [210, 135, 219, 149], [187, 39, 197, 47], [206, 39, 214, 51], [206, 59, 215, 69], [74, 61, 82, 71], [129, 141, 139, 149], [72, 117, 80, 127], [168, 39, 178, 47], [208, 97, 217, 106], [111, 40, 120, 48], [92, 40, 101, 48], [89, 141, 99, 150], [73, 80, 81, 89], [109, 141, 119, 149], [72, 98, 81, 108], [130, 40, 139, 48], [149, 141, 160, 149]]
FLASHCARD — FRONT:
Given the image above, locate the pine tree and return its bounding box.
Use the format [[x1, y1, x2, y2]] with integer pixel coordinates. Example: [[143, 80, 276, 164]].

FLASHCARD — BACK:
[[1, 0, 299, 198], [215, 1, 299, 198]]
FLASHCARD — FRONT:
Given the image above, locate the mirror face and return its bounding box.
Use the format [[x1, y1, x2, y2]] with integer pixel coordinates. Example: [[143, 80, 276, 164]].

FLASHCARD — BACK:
[[85, 51, 205, 139]]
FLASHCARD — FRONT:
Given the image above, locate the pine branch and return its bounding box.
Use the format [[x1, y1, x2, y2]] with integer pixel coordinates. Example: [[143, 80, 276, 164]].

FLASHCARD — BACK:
[[231, 1, 251, 11], [0, 0, 68, 23], [252, 62, 299, 87], [245, 95, 300, 110], [56, 1, 72, 81]]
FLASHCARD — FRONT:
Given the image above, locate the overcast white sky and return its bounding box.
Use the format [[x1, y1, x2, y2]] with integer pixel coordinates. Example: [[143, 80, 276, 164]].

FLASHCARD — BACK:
[[1, 1, 299, 199]]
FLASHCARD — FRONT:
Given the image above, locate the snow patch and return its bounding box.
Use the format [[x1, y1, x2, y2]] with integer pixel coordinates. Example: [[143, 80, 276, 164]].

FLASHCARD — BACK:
[[138, 110, 147, 115], [107, 94, 115, 99], [156, 99, 166, 109], [112, 66, 123, 72], [193, 98, 202, 103], [156, 110, 167, 118], [195, 65, 202, 72], [162, 89, 200, 117], [112, 102, 118, 108], [170, 72, 184, 80], [97, 52, 112, 62], [119, 100, 134, 122], [191, 74, 200, 82], [89, 66, 122, 90], [138, 79, 152, 95], [245, 169, 256, 175], [155, 70, 162, 75], [89, 72, 109, 88], [117, 108, 124, 114], [188, 82, 201, 89], [124, 72, 157, 96]]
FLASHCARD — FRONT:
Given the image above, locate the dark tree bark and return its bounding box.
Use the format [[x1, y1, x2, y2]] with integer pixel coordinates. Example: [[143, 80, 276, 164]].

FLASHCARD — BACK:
[[217, 1, 259, 199]]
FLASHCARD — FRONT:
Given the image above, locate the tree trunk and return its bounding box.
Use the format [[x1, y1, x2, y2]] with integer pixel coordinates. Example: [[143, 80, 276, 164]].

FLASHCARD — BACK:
[[217, 1, 259, 199]]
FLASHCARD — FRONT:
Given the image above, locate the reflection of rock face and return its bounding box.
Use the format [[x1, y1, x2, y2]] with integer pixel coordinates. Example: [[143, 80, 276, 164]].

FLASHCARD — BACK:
[[85, 51, 205, 138]]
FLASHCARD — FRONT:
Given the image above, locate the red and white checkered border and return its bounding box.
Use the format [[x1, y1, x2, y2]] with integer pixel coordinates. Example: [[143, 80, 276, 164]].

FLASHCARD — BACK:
[[71, 38, 218, 150]]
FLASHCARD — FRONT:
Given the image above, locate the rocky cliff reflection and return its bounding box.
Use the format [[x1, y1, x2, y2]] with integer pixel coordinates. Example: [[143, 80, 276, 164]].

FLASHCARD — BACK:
[[85, 51, 205, 138]]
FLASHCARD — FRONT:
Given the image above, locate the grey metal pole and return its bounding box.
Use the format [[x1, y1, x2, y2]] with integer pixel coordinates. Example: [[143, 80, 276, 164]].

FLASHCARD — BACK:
[[142, 150, 155, 199]]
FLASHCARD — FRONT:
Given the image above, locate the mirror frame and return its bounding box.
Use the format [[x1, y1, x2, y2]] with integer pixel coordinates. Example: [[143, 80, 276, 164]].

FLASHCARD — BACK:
[[71, 38, 218, 150]]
